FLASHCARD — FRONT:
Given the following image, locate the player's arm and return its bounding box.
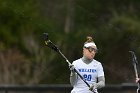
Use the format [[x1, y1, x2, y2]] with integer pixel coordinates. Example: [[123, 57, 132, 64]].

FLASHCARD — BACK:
[[96, 76, 105, 89], [89, 76, 105, 91], [69, 64, 78, 86], [90, 64, 105, 90], [95, 63, 105, 89], [70, 71, 78, 86]]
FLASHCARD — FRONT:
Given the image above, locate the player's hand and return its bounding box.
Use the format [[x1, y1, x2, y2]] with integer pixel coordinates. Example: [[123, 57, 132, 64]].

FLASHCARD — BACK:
[[136, 78, 140, 83], [89, 83, 98, 93], [69, 64, 75, 71]]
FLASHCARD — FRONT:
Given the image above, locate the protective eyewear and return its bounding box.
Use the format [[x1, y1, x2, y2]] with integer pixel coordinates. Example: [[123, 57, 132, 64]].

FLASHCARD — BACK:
[[84, 47, 98, 53]]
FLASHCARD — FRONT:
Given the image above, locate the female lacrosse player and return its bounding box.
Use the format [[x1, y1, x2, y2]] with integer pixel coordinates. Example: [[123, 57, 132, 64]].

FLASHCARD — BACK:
[[69, 36, 105, 93]]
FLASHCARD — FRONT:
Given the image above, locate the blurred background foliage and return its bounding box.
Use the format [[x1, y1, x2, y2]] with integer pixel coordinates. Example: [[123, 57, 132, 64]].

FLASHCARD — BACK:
[[0, 0, 140, 85]]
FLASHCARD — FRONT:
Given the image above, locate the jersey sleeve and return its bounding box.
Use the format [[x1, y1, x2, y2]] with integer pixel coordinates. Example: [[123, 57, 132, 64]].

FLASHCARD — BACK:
[[97, 63, 104, 77], [72, 60, 78, 70]]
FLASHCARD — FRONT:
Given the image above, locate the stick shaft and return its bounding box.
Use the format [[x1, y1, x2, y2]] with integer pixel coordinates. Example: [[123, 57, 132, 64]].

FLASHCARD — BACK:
[[134, 64, 139, 78], [58, 50, 90, 87], [129, 51, 140, 92], [44, 37, 97, 92]]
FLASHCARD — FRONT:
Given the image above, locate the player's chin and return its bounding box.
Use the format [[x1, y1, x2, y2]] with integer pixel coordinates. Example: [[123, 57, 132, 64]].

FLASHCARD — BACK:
[[89, 55, 94, 59]]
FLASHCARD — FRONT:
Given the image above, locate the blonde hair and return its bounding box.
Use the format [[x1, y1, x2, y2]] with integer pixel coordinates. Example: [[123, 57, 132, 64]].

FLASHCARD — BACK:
[[84, 36, 97, 48], [85, 36, 94, 44]]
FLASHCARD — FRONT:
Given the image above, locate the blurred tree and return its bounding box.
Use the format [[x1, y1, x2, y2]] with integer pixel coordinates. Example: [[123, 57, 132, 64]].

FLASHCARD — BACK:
[[0, 0, 52, 84]]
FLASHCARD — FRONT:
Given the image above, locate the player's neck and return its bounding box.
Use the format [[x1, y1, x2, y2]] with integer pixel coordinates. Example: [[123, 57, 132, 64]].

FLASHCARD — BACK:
[[82, 56, 93, 64]]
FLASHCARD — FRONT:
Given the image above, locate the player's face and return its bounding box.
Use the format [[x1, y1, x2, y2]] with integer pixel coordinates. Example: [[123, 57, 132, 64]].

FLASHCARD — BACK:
[[83, 46, 97, 60]]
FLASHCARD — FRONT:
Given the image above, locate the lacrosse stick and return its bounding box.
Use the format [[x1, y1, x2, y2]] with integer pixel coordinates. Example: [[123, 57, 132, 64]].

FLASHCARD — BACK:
[[43, 33, 97, 93]]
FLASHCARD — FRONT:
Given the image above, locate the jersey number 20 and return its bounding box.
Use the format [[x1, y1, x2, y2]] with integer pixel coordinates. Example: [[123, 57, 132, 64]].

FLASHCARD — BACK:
[[83, 74, 92, 81]]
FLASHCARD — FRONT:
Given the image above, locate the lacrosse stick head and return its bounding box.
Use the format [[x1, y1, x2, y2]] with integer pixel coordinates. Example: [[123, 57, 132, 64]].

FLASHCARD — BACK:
[[43, 33, 59, 52], [43, 33, 49, 41]]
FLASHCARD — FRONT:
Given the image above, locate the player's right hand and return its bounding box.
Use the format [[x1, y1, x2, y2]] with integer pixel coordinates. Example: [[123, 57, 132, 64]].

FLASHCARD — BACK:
[[69, 64, 75, 71]]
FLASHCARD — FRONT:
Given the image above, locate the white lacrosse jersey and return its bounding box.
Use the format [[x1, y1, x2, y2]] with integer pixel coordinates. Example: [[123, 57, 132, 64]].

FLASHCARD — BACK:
[[71, 58, 104, 93]]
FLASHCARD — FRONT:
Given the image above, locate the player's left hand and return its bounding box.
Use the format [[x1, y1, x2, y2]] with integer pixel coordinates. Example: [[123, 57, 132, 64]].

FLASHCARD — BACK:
[[89, 83, 98, 93]]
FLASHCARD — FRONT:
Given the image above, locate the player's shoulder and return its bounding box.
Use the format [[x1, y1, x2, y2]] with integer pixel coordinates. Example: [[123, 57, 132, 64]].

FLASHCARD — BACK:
[[72, 58, 82, 64], [92, 59, 102, 65]]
